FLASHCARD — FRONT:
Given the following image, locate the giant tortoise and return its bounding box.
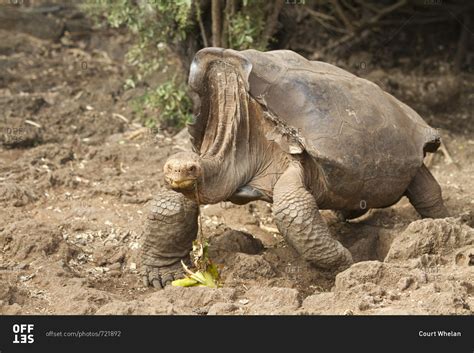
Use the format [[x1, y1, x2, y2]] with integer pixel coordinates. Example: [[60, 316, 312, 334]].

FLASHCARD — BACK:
[[141, 48, 448, 288]]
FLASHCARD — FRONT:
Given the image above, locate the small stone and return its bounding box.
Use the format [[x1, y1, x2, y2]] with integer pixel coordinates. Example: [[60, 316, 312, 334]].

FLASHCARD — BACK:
[[208, 303, 238, 315], [109, 250, 126, 264], [388, 291, 400, 301], [129, 242, 140, 250], [19, 274, 35, 282], [397, 277, 413, 291], [373, 295, 383, 304], [358, 300, 371, 311], [108, 262, 122, 271]]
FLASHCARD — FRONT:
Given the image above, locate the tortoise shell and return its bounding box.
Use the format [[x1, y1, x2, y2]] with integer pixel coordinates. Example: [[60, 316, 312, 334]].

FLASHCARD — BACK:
[[188, 48, 440, 207]]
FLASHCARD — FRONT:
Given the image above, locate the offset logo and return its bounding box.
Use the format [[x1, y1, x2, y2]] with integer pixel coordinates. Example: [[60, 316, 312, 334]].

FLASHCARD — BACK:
[[12, 324, 34, 344]]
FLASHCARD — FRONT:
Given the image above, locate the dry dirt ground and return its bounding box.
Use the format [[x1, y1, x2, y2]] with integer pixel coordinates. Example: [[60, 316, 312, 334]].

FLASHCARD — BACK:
[[0, 20, 473, 315]]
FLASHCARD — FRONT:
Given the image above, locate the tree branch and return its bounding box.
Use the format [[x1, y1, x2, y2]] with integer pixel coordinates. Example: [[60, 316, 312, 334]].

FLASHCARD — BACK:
[[222, 0, 236, 48], [262, 0, 285, 47], [453, 12, 471, 72], [331, 0, 354, 32], [322, 0, 408, 53], [195, 0, 209, 47], [211, 0, 222, 47]]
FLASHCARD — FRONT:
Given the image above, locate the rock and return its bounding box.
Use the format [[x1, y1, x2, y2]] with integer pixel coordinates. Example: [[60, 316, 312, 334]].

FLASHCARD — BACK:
[[108, 262, 122, 271], [159, 287, 237, 314], [243, 287, 300, 314], [108, 270, 121, 277], [459, 211, 474, 228], [224, 253, 275, 281], [1, 303, 23, 315], [98, 287, 234, 315], [358, 299, 372, 311], [397, 277, 415, 291], [413, 282, 471, 315], [369, 307, 428, 315], [96, 300, 169, 315], [455, 246, 474, 267], [94, 246, 126, 266], [207, 302, 239, 315], [300, 292, 336, 314], [1, 220, 62, 261], [335, 261, 407, 291], [0, 182, 38, 207], [385, 218, 474, 262]]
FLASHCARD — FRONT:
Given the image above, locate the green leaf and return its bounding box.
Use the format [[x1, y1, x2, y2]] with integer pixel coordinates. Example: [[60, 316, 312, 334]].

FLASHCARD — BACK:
[[207, 263, 220, 281], [202, 271, 218, 288], [172, 277, 199, 287]]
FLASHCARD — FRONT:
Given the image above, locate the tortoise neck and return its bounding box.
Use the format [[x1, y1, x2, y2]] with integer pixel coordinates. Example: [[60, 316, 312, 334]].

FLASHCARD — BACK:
[[196, 61, 250, 162], [246, 107, 293, 201], [196, 97, 266, 204]]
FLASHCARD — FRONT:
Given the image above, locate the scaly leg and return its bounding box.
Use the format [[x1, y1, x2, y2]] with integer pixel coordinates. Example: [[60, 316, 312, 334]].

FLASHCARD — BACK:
[[141, 189, 198, 288], [273, 162, 353, 272], [405, 164, 449, 219]]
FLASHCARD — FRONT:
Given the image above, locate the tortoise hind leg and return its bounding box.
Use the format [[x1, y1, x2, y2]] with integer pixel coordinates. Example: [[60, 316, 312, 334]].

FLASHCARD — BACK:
[[405, 163, 449, 219], [273, 161, 353, 272]]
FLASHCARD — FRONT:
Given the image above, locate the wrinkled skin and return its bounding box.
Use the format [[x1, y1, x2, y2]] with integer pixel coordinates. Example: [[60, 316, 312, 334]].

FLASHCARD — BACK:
[[141, 48, 448, 288], [141, 190, 198, 289]]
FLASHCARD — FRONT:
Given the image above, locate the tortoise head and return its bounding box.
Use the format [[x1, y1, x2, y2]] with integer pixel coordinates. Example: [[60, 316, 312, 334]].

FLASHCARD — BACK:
[[163, 152, 201, 192], [164, 48, 258, 203]]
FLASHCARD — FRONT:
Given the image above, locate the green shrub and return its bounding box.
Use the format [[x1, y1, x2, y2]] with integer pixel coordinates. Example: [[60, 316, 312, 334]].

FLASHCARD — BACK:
[[82, 0, 276, 129], [141, 79, 193, 129]]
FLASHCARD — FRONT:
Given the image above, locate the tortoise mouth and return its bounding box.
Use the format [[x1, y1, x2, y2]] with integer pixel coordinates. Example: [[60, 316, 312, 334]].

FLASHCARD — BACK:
[[166, 178, 197, 191]]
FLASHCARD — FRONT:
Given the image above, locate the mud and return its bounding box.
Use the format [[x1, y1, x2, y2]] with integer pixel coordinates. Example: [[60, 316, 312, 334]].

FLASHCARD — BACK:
[[0, 11, 473, 315]]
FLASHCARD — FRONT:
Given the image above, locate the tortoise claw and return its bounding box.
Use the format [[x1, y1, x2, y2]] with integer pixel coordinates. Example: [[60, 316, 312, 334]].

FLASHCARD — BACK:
[[142, 262, 185, 290], [161, 274, 174, 287], [142, 275, 149, 287], [151, 278, 163, 289]]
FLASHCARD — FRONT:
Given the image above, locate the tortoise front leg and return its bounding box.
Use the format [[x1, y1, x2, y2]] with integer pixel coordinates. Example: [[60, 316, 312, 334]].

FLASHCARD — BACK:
[[141, 189, 199, 288], [273, 162, 353, 272]]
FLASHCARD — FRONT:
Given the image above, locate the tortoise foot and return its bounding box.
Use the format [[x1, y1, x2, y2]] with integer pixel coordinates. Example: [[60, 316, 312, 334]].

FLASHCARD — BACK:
[[142, 260, 188, 289]]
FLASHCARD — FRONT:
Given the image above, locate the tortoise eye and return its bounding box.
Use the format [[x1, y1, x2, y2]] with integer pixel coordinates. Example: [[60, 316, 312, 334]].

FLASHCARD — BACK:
[[189, 166, 196, 172]]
